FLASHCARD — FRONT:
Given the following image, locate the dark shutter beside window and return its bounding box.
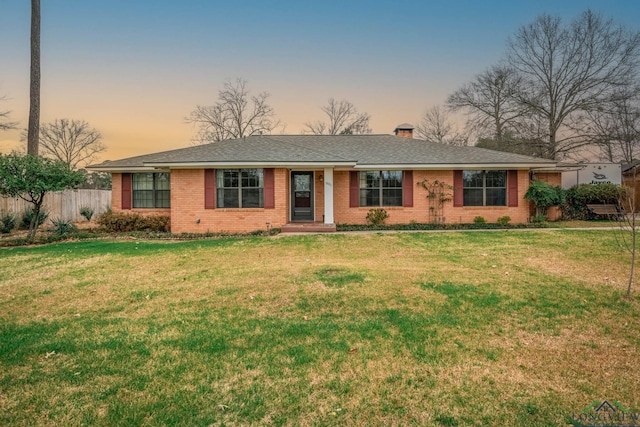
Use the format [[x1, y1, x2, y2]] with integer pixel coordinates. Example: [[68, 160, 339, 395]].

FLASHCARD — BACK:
[[121, 173, 132, 210], [403, 170, 413, 207], [349, 171, 359, 207], [264, 168, 275, 209], [453, 170, 463, 207], [508, 170, 518, 207], [204, 169, 216, 209]]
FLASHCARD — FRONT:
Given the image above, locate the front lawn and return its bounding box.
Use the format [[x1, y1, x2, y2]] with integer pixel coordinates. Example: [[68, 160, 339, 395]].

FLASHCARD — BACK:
[[0, 230, 638, 426]]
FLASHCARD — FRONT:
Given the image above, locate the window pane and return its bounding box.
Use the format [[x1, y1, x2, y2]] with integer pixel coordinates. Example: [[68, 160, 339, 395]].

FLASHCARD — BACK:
[[242, 169, 263, 188], [216, 169, 264, 208], [486, 170, 506, 188], [155, 173, 170, 190], [132, 173, 171, 208], [133, 190, 153, 208], [218, 188, 239, 208], [382, 171, 402, 188], [216, 170, 225, 187], [360, 189, 379, 207], [294, 174, 310, 191], [155, 190, 171, 208], [223, 170, 239, 188], [133, 174, 151, 208], [242, 188, 264, 208], [358, 171, 403, 206], [486, 188, 506, 206], [133, 173, 154, 190], [463, 170, 483, 188], [463, 189, 483, 206], [382, 189, 403, 206], [361, 171, 380, 188]]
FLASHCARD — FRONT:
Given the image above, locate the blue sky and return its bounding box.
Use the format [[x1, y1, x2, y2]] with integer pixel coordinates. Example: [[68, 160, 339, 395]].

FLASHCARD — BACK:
[[1, 0, 639, 160]]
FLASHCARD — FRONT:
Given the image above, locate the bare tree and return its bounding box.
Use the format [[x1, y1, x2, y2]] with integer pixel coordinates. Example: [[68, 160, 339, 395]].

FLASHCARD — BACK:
[[585, 90, 640, 163], [0, 96, 18, 131], [507, 10, 640, 159], [303, 98, 371, 135], [35, 119, 105, 170], [476, 131, 547, 157], [187, 79, 281, 144], [415, 106, 468, 146], [447, 65, 526, 140], [27, 0, 40, 155]]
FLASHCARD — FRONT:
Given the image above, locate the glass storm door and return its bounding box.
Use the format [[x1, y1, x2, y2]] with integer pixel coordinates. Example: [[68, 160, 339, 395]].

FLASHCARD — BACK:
[[291, 172, 314, 221]]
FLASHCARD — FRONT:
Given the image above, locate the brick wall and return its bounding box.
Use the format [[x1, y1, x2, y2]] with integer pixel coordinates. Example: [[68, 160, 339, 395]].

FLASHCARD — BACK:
[[533, 172, 562, 186], [111, 168, 535, 232], [170, 169, 289, 233], [332, 170, 532, 225], [112, 173, 122, 211], [395, 129, 413, 138]]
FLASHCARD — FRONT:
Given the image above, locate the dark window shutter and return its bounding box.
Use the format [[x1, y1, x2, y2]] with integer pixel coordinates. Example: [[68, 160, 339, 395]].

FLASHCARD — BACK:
[[403, 170, 413, 207], [264, 168, 275, 209], [121, 173, 132, 210], [349, 171, 360, 208], [204, 169, 216, 209], [453, 170, 463, 207], [508, 170, 518, 207]]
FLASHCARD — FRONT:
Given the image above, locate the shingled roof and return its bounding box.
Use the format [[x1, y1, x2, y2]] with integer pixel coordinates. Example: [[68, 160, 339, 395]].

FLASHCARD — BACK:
[[88, 134, 556, 171]]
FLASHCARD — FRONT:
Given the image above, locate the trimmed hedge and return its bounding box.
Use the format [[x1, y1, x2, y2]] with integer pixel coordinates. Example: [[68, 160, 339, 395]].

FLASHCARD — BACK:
[[96, 212, 171, 232]]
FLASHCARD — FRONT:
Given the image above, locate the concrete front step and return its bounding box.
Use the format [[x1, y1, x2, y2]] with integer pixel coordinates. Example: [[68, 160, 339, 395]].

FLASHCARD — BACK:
[[280, 223, 337, 233]]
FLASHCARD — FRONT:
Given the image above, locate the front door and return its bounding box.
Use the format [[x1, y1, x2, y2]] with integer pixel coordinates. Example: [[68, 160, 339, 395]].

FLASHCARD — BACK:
[[291, 171, 314, 221]]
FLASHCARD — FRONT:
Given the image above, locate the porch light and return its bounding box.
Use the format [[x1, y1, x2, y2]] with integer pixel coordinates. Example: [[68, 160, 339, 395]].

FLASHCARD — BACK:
[[319, 175, 323, 182]]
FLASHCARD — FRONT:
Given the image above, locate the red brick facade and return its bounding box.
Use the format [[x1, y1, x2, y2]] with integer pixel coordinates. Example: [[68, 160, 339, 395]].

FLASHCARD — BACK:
[[112, 168, 535, 233]]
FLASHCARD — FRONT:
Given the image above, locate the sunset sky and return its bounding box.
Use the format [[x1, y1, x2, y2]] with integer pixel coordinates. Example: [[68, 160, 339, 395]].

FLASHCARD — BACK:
[[1, 1, 639, 163]]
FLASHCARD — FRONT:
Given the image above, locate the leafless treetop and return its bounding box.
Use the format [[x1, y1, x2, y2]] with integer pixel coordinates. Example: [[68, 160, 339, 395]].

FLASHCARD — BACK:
[[38, 119, 105, 169], [304, 98, 371, 135], [415, 106, 468, 146], [447, 65, 526, 140], [187, 79, 281, 144], [507, 9, 640, 158]]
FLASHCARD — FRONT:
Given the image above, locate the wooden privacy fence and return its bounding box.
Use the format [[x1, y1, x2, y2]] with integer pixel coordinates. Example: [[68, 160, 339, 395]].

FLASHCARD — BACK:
[[0, 190, 112, 222]]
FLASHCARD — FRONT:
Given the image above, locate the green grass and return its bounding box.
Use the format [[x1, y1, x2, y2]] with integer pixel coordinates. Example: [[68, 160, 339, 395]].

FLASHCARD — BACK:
[[0, 230, 639, 426]]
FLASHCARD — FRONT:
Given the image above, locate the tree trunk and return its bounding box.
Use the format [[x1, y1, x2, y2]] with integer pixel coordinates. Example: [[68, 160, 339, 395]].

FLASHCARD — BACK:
[[27, 194, 45, 240], [628, 224, 636, 298], [548, 122, 556, 160], [27, 205, 39, 240], [27, 0, 40, 156]]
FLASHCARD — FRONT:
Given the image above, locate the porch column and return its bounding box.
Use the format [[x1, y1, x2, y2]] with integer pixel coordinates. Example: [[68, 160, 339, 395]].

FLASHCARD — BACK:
[[323, 167, 334, 224]]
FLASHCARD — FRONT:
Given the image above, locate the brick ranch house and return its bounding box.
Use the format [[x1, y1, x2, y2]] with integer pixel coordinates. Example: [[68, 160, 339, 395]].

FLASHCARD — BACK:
[[88, 125, 558, 233]]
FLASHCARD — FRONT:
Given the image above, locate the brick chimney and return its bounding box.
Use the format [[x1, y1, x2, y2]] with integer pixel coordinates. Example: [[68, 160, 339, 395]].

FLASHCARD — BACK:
[[394, 123, 414, 139]]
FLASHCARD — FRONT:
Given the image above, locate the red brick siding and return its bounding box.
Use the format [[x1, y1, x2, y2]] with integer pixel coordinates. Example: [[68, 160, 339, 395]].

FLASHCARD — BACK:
[[332, 170, 532, 225], [112, 169, 535, 232], [534, 172, 562, 186], [170, 168, 289, 233]]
